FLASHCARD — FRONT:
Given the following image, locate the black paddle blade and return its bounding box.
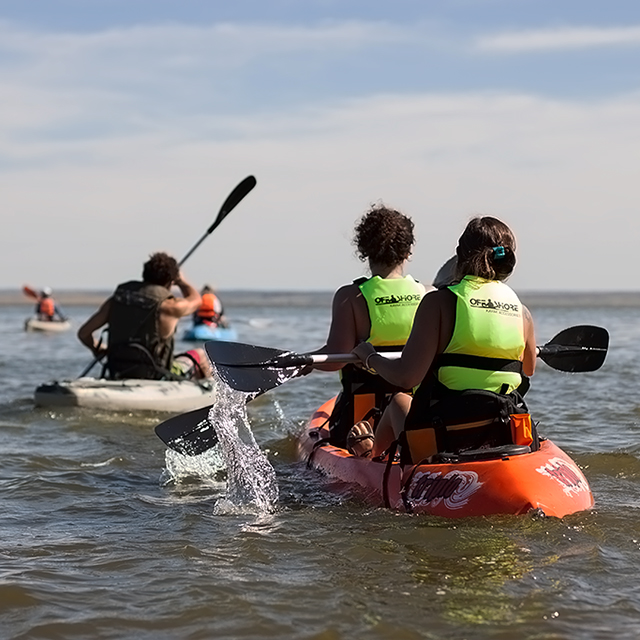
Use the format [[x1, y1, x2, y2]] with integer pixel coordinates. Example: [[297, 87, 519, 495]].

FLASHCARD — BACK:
[[208, 175, 257, 234], [155, 405, 218, 456], [538, 325, 609, 373], [205, 341, 308, 393]]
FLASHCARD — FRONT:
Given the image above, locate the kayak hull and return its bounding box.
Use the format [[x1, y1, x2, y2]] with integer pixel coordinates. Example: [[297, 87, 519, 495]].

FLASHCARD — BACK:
[[25, 318, 71, 333], [182, 324, 238, 342], [34, 377, 215, 412], [298, 397, 594, 518]]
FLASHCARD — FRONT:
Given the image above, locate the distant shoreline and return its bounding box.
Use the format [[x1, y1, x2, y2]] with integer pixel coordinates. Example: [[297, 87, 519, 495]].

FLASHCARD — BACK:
[[3, 289, 640, 307]]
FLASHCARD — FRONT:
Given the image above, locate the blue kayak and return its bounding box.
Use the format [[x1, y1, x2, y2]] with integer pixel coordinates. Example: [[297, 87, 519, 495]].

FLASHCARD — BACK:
[[182, 324, 238, 342]]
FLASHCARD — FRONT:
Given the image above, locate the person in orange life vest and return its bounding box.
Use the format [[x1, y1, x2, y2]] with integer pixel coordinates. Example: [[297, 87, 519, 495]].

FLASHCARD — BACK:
[[311, 204, 428, 451], [36, 288, 66, 322], [351, 216, 536, 458], [77, 253, 212, 380], [193, 285, 228, 328]]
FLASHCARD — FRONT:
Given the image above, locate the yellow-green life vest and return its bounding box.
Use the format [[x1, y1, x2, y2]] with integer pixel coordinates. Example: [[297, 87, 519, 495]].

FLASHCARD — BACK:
[[358, 275, 425, 346], [437, 276, 525, 393]]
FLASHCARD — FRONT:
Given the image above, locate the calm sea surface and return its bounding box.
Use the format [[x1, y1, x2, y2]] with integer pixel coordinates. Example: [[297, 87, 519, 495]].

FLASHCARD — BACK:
[[1, 294, 640, 639]]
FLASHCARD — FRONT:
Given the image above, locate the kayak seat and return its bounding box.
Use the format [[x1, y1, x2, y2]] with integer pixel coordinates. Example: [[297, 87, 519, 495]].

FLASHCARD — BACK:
[[105, 343, 174, 381], [439, 444, 532, 463]]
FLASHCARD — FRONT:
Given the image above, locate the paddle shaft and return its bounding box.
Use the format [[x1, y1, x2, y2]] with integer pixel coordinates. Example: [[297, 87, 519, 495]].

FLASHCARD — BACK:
[[158, 324, 609, 455], [78, 176, 256, 378], [215, 342, 602, 371]]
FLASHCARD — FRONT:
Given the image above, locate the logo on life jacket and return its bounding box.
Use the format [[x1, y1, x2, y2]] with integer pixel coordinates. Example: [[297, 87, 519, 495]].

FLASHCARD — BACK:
[[470, 298, 520, 313], [374, 294, 423, 306], [536, 457, 589, 496], [407, 470, 483, 510]]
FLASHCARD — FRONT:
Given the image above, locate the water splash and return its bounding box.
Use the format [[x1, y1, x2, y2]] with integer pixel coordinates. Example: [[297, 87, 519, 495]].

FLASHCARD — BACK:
[[160, 377, 279, 513], [161, 446, 226, 486], [209, 380, 279, 513]]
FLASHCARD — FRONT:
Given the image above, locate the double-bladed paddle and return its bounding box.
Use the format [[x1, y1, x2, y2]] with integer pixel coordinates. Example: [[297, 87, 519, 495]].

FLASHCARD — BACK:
[[535, 325, 609, 373], [178, 175, 257, 265], [154, 324, 609, 456], [155, 405, 219, 456], [78, 175, 257, 377], [23, 285, 39, 299]]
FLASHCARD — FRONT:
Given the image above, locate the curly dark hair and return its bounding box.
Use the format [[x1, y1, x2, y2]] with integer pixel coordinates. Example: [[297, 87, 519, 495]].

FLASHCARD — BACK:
[[142, 252, 179, 286], [455, 216, 517, 281], [353, 204, 415, 268]]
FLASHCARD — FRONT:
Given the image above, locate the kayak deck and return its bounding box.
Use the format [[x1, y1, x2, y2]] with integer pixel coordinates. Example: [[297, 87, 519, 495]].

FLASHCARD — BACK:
[[34, 377, 215, 412], [182, 324, 238, 342], [25, 318, 71, 332], [298, 397, 594, 518]]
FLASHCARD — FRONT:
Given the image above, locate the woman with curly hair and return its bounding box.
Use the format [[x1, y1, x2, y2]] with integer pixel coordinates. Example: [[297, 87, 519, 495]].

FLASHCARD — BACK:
[[351, 216, 536, 460], [314, 204, 427, 451]]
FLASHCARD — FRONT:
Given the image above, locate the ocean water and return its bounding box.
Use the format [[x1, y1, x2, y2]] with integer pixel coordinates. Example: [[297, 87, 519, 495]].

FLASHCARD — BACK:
[[1, 295, 640, 639]]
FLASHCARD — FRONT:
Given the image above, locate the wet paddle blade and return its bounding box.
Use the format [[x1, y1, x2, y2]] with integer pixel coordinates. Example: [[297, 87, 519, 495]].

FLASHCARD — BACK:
[[538, 325, 609, 372], [205, 341, 308, 393], [154, 405, 218, 456]]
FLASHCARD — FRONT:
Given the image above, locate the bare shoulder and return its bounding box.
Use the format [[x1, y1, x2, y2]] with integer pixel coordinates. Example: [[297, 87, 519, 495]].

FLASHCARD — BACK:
[[421, 287, 454, 309], [332, 281, 361, 303], [160, 294, 196, 318]]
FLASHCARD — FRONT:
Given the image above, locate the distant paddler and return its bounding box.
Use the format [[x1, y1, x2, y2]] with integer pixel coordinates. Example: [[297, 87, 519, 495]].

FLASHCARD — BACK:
[[23, 285, 68, 322], [77, 252, 211, 380], [193, 285, 229, 329]]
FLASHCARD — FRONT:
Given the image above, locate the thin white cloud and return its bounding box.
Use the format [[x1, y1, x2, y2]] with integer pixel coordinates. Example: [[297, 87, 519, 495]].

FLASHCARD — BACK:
[[0, 18, 409, 62], [477, 25, 640, 52], [0, 18, 422, 151]]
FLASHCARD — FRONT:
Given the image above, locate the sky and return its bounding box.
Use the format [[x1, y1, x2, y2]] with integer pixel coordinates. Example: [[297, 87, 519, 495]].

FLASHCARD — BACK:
[[2, 0, 640, 292]]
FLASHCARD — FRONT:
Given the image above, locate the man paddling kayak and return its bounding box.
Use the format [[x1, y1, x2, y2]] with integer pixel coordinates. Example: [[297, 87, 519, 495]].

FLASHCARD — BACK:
[[78, 252, 211, 380]]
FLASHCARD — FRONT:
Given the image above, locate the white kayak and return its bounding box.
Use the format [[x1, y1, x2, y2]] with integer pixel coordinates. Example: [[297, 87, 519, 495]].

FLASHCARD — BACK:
[[34, 377, 215, 412], [25, 318, 71, 333]]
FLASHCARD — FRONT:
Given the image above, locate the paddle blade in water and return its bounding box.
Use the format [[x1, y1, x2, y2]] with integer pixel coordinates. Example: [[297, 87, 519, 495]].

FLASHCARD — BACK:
[[538, 325, 609, 372], [155, 405, 218, 456]]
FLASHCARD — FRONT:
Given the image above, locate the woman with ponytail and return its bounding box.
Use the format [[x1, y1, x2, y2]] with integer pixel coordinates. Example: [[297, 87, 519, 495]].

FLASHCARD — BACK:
[[351, 216, 536, 459]]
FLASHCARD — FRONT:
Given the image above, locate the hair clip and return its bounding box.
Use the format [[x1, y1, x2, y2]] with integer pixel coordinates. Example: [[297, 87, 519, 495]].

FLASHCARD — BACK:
[[492, 246, 506, 259]]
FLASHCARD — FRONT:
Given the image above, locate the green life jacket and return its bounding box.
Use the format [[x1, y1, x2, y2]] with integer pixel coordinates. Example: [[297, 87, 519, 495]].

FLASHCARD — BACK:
[[437, 276, 525, 394], [106, 281, 174, 379], [328, 275, 426, 447], [358, 275, 425, 346], [400, 277, 528, 464]]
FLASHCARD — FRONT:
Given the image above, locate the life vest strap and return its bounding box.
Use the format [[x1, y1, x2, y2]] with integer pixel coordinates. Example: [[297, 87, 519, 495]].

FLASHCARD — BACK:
[[437, 353, 523, 373]]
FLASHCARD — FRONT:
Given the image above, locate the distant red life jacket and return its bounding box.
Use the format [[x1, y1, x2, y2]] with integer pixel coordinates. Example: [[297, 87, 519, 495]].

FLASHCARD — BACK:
[[39, 298, 55, 318], [197, 293, 222, 323]]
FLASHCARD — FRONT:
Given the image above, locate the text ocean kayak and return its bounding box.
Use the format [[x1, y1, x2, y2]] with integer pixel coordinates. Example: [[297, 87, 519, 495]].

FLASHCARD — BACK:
[[25, 318, 71, 333], [298, 396, 594, 518], [182, 324, 238, 342], [34, 377, 215, 413]]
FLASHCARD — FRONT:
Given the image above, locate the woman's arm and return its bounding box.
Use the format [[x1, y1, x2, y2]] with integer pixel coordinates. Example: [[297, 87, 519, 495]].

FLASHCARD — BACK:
[[313, 284, 365, 371], [521, 305, 536, 377]]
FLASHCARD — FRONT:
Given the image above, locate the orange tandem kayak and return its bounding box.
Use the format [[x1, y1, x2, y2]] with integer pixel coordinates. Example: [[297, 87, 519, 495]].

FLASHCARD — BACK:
[[297, 396, 594, 518]]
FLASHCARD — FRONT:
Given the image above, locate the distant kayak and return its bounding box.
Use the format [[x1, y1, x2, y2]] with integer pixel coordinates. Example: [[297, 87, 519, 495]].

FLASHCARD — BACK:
[[25, 318, 71, 333], [34, 377, 215, 413], [182, 323, 238, 342]]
